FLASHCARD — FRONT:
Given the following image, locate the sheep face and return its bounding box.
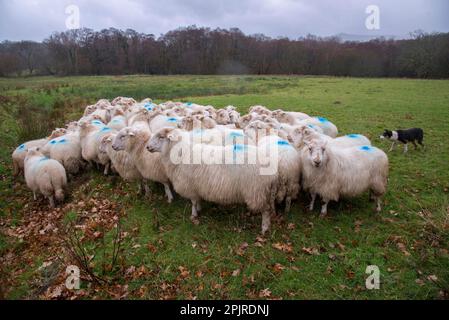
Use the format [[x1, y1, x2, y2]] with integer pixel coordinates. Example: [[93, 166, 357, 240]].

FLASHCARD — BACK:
[[216, 110, 231, 125], [244, 120, 270, 143], [112, 128, 135, 151], [49, 128, 68, 139], [146, 128, 180, 153], [99, 133, 115, 153], [305, 140, 328, 168]]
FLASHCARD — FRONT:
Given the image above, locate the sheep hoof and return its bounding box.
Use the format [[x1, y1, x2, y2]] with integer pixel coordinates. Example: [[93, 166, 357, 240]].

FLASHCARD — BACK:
[[319, 212, 327, 218], [190, 217, 200, 225]]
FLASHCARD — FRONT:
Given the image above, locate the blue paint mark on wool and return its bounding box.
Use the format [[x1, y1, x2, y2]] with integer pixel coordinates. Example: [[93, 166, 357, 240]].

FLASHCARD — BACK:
[[112, 119, 123, 123], [277, 140, 291, 147], [100, 127, 112, 132], [58, 138, 67, 144], [316, 117, 328, 123], [92, 120, 105, 126], [145, 106, 153, 111], [50, 139, 57, 144], [39, 156, 49, 162], [229, 131, 244, 138], [360, 145, 374, 152], [17, 144, 26, 152], [167, 117, 178, 123], [347, 134, 360, 138], [185, 102, 193, 107], [233, 144, 247, 152]]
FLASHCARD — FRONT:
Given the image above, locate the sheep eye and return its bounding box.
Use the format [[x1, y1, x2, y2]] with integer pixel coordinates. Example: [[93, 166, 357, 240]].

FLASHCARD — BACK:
[[322, 148, 326, 152]]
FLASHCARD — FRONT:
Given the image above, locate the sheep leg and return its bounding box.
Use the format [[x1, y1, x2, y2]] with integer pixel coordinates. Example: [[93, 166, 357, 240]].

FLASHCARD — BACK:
[[144, 183, 151, 197], [190, 200, 200, 225], [403, 143, 408, 153], [388, 142, 395, 152], [374, 197, 382, 212], [103, 162, 110, 175], [261, 211, 271, 235], [33, 191, 37, 201], [319, 201, 329, 217], [309, 193, 317, 211], [412, 141, 418, 150], [49, 195, 55, 208], [285, 196, 292, 213], [163, 183, 174, 203]]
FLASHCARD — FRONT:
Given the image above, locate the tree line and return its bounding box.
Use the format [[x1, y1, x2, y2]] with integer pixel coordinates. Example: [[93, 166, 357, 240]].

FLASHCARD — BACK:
[[1, 26, 448, 78]]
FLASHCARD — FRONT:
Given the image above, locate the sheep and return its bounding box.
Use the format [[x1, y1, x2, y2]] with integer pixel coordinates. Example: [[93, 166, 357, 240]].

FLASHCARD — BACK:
[[300, 139, 388, 216], [12, 128, 67, 176], [298, 117, 338, 138], [98, 133, 114, 175], [107, 109, 128, 131], [244, 121, 301, 212], [179, 115, 217, 131], [111, 97, 136, 107], [112, 127, 174, 203], [41, 131, 83, 175], [146, 127, 279, 234], [249, 105, 272, 116], [272, 109, 310, 124], [149, 112, 182, 133], [79, 121, 116, 166], [289, 125, 371, 150], [24, 147, 67, 208]]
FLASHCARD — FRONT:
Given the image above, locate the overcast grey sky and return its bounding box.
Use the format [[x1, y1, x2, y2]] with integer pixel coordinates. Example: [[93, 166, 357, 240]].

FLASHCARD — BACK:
[[1, 0, 448, 41]]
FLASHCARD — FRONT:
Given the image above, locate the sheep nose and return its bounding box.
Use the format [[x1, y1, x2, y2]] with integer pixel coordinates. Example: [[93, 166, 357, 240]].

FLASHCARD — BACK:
[[112, 145, 118, 151], [313, 159, 321, 167]]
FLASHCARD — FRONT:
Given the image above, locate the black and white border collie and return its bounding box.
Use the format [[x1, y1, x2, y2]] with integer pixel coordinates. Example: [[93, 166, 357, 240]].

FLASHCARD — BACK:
[[380, 128, 424, 153]]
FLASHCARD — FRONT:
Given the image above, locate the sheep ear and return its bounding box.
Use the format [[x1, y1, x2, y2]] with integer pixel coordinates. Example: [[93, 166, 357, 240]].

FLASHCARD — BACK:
[[167, 129, 181, 141]]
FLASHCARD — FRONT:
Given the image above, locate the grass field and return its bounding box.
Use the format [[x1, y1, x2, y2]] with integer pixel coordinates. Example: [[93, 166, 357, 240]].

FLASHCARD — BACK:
[[1, 75, 449, 300]]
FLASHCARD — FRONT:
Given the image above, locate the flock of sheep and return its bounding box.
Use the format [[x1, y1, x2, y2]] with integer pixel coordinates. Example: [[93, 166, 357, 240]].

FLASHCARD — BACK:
[[12, 97, 389, 234]]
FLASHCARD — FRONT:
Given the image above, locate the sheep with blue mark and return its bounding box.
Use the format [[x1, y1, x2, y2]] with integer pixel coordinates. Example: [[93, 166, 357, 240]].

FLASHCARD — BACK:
[[300, 139, 388, 217], [79, 121, 117, 168], [244, 120, 301, 213], [24, 147, 67, 208], [146, 127, 279, 234], [288, 125, 370, 150], [107, 108, 128, 131], [12, 127, 67, 176], [41, 131, 83, 175]]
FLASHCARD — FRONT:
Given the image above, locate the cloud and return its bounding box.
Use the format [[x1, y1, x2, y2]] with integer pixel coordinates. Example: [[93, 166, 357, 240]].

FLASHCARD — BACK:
[[0, 0, 448, 41]]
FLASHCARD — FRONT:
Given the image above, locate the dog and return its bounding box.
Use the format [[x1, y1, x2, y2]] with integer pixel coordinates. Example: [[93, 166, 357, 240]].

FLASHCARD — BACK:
[[380, 128, 424, 153]]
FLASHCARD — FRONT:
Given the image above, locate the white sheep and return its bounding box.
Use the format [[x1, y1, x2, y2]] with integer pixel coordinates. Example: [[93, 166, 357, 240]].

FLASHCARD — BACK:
[[24, 147, 67, 208], [289, 125, 371, 150], [244, 121, 301, 212], [41, 131, 83, 175], [272, 109, 310, 123], [298, 117, 338, 138], [79, 121, 116, 166], [112, 127, 174, 203], [149, 112, 182, 132], [107, 109, 128, 131], [12, 128, 67, 176], [301, 139, 388, 216], [99, 133, 150, 195], [146, 127, 278, 234]]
